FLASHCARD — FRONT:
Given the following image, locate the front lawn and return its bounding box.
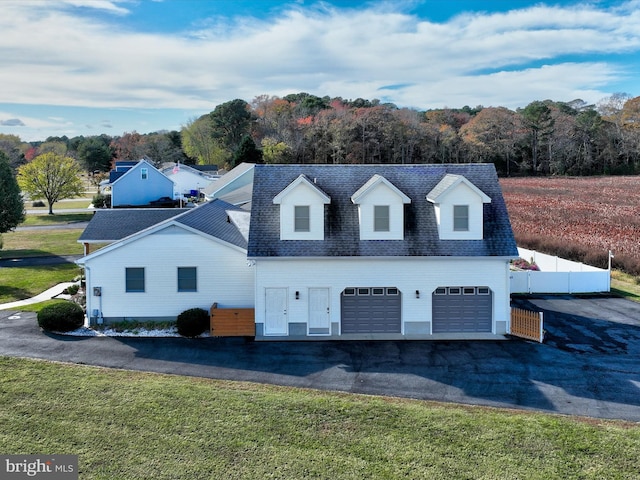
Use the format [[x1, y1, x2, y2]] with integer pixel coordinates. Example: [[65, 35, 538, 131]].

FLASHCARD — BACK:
[[0, 265, 80, 303], [0, 357, 638, 480], [0, 229, 84, 259]]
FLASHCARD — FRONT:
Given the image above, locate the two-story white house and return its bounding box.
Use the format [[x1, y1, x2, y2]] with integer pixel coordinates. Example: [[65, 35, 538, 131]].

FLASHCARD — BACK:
[[247, 164, 517, 339]]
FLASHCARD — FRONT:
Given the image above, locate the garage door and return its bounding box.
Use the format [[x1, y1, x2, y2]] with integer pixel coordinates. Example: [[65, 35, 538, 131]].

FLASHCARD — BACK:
[[432, 287, 492, 333], [341, 287, 402, 334]]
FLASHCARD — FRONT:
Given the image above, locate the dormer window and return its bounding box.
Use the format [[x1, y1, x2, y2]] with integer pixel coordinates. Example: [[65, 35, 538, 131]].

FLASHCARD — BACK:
[[453, 205, 469, 231], [294, 206, 310, 232], [273, 175, 330, 240], [351, 175, 411, 240], [374, 205, 390, 232], [427, 174, 491, 240]]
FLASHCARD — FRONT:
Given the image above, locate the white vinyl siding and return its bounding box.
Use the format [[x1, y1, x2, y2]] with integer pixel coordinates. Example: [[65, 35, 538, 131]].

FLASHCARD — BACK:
[[253, 256, 511, 336], [83, 225, 254, 320]]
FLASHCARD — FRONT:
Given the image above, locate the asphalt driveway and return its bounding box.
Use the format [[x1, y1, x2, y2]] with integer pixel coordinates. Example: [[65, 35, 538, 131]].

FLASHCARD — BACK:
[[1, 295, 640, 422]]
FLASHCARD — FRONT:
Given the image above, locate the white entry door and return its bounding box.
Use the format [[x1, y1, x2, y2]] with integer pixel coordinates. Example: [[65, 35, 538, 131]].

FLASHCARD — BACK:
[[265, 288, 288, 335], [308, 288, 330, 335]]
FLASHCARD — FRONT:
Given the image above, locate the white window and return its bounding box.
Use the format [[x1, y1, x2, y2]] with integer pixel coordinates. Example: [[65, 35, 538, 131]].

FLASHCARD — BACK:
[[373, 205, 390, 232], [294, 205, 310, 232], [141, 168, 148, 180], [453, 205, 469, 231]]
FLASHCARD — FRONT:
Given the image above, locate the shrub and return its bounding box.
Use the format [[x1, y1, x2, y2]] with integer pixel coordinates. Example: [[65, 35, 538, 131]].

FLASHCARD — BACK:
[[63, 284, 80, 295], [37, 301, 84, 332], [176, 308, 209, 337], [32, 200, 45, 207], [92, 193, 111, 208]]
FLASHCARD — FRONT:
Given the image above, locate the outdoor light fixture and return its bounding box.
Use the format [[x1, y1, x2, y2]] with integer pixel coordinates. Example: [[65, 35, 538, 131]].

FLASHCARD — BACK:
[[415, 290, 420, 299], [295, 291, 300, 300]]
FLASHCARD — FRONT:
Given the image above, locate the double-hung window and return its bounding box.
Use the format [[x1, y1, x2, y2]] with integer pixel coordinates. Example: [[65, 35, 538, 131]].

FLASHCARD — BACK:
[[453, 205, 469, 231], [125, 267, 145, 292], [373, 205, 390, 232], [294, 205, 310, 232], [177, 267, 197, 292]]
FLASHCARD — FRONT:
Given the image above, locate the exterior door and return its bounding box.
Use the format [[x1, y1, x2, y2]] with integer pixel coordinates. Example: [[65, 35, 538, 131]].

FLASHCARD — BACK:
[[265, 288, 288, 335], [309, 288, 330, 335]]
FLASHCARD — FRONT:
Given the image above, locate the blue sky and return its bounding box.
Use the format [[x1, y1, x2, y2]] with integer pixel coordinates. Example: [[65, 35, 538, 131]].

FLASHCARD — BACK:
[[0, 0, 638, 141]]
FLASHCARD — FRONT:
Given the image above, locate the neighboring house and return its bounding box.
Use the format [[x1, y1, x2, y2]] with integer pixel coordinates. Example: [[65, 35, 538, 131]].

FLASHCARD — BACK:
[[247, 164, 518, 340], [110, 159, 175, 207], [77, 200, 252, 324], [76, 163, 518, 340], [161, 163, 219, 199], [202, 162, 254, 209]]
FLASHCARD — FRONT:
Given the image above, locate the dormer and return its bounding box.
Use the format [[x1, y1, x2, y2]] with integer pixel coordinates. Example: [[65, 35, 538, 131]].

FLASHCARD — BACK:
[[427, 174, 491, 240], [273, 174, 330, 240], [351, 175, 411, 240]]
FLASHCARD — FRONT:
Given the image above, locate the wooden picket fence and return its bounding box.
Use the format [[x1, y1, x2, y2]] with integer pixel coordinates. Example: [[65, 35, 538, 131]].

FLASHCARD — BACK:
[[510, 307, 544, 343], [210, 303, 255, 337]]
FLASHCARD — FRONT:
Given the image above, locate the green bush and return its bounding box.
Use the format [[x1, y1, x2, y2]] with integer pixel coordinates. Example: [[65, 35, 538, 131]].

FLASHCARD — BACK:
[[176, 308, 209, 337], [37, 301, 84, 332], [92, 193, 111, 208], [32, 200, 45, 207]]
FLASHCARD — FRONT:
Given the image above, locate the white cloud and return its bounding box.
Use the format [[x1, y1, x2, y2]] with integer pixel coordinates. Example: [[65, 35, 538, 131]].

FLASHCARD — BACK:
[[0, 0, 638, 117]]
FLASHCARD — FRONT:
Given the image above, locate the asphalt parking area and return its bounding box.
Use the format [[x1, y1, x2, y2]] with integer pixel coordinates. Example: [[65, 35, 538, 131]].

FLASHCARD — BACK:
[[1, 295, 640, 422]]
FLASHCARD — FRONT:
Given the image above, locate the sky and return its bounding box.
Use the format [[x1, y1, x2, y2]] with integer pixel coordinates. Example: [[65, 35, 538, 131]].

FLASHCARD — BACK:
[[0, 0, 638, 142]]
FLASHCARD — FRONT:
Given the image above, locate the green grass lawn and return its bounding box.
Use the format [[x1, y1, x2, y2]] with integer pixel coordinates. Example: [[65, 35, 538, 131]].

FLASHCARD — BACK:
[[0, 265, 80, 303], [0, 229, 84, 259], [611, 270, 640, 303], [0, 357, 638, 480], [20, 212, 93, 226]]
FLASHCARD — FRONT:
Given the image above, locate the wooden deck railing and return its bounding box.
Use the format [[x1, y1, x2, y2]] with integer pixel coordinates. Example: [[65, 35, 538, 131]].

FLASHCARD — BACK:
[[511, 307, 544, 343], [210, 303, 255, 337]]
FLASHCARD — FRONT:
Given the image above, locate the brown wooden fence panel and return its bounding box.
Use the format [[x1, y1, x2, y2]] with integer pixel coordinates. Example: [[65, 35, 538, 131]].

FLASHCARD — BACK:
[[210, 303, 255, 337], [511, 307, 544, 343]]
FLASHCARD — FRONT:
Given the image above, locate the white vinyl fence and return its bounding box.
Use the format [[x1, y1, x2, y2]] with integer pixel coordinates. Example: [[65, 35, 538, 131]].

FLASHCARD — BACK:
[[510, 248, 610, 294]]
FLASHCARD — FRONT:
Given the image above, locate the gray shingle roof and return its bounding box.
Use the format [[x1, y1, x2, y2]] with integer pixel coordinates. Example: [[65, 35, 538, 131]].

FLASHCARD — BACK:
[[175, 200, 248, 249], [78, 209, 188, 242], [247, 163, 518, 258]]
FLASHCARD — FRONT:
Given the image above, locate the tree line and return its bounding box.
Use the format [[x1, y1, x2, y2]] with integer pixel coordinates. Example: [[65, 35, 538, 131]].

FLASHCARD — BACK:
[[1, 92, 639, 177]]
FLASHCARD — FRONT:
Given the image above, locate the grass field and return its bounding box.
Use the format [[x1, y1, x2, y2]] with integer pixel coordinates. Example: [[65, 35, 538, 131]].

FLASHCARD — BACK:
[[1, 357, 638, 480], [0, 265, 80, 303], [20, 212, 93, 226], [0, 229, 84, 259]]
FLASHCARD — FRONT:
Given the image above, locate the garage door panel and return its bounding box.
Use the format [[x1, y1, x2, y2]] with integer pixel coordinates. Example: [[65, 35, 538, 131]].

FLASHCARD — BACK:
[[341, 288, 401, 334], [432, 287, 492, 333]]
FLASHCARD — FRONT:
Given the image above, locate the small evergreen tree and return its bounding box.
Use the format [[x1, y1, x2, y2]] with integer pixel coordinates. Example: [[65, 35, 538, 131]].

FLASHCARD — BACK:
[[231, 135, 263, 168], [0, 151, 25, 234]]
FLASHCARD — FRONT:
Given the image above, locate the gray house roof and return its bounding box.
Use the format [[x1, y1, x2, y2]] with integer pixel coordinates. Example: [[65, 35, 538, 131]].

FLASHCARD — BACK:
[[175, 199, 248, 249], [78, 209, 189, 243], [78, 200, 247, 251], [247, 163, 518, 258]]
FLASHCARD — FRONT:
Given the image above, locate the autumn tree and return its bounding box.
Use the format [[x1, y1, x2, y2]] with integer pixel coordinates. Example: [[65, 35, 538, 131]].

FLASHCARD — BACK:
[[0, 134, 26, 168], [0, 151, 24, 234], [17, 152, 83, 215], [181, 115, 228, 166]]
